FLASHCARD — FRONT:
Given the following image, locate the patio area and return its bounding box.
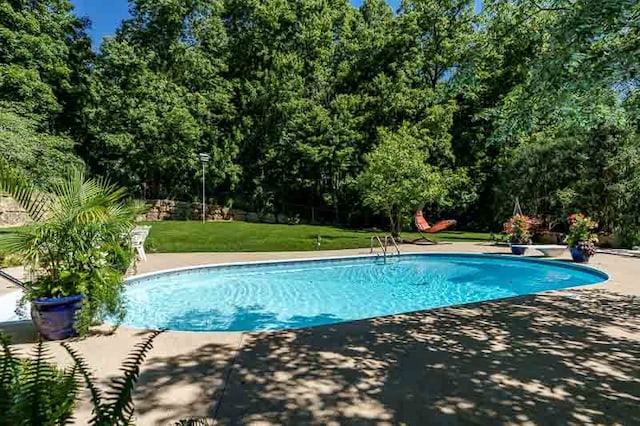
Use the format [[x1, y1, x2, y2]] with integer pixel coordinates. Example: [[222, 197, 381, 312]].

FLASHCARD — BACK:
[[1, 242, 639, 425]]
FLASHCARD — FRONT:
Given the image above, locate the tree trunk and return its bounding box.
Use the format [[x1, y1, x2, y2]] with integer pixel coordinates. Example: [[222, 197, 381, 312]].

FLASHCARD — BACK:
[[388, 208, 397, 237], [394, 211, 403, 238]]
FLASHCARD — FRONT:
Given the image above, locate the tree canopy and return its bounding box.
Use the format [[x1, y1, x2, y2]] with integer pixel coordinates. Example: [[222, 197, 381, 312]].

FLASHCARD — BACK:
[[0, 0, 638, 244]]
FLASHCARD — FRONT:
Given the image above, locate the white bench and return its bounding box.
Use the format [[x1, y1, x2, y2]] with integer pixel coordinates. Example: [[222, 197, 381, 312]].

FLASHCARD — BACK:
[[511, 244, 567, 257]]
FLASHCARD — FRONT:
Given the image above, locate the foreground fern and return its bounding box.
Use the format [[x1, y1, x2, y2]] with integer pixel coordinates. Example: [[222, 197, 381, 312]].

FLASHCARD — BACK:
[[0, 335, 78, 426], [1, 330, 211, 425], [61, 329, 163, 425]]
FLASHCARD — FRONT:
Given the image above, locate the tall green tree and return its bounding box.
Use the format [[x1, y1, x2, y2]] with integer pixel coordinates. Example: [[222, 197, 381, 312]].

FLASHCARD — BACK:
[[0, 110, 82, 187], [488, 0, 640, 244], [0, 0, 90, 187], [86, 0, 237, 199], [0, 0, 92, 130], [224, 0, 365, 219]]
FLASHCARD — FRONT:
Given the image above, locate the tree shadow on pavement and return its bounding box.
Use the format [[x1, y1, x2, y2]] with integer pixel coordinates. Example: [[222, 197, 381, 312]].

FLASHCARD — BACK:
[[211, 289, 639, 425]]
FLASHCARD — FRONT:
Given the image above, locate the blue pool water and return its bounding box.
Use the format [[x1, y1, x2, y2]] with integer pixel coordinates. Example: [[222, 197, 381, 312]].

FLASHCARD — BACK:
[[122, 254, 607, 332]]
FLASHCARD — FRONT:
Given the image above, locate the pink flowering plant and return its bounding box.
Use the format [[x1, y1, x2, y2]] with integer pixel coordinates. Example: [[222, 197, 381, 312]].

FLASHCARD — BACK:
[[503, 214, 534, 243], [566, 213, 598, 256]]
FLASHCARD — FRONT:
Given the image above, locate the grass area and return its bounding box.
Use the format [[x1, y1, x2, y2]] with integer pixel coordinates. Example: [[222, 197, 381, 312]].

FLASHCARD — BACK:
[[0, 227, 23, 267], [143, 221, 490, 253]]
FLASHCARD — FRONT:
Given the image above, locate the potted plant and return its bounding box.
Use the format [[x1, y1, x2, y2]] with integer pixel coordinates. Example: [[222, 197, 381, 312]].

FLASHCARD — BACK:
[[0, 168, 141, 340], [504, 214, 533, 255], [566, 213, 598, 263]]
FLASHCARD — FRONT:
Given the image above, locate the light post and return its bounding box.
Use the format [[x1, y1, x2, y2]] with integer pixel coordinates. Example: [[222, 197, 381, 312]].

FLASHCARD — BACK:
[[198, 153, 210, 224]]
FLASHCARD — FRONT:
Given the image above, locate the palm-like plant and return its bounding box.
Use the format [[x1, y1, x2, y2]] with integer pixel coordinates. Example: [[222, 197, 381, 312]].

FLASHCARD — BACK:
[[0, 167, 143, 334]]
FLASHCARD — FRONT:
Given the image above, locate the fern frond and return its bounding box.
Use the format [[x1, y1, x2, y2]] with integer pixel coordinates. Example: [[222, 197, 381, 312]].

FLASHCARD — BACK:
[[0, 167, 51, 221], [51, 363, 80, 425], [103, 329, 163, 425], [21, 340, 55, 425], [61, 341, 107, 425], [0, 334, 20, 425]]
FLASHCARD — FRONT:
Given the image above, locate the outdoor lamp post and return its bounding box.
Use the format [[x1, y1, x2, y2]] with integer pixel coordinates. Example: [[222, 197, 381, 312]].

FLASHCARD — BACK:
[[198, 153, 210, 224]]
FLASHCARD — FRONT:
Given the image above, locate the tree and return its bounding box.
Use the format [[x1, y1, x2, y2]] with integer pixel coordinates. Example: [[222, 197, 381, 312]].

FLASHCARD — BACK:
[[0, 0, 93, 131], [0, 108, 83, 188], [449, 0, 559, 229], [487, 0, 640, 244], [358, 124, 467, 236], [86, 0, 238, 199], [223, 0, 364, 219]]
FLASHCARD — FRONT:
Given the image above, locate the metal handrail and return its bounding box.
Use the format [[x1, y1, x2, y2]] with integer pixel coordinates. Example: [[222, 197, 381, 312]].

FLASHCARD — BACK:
[[371, 234, 401, 262], [370, 235, 387, 257], [384, 235, 400, 255], [0, 270, 26, 289]]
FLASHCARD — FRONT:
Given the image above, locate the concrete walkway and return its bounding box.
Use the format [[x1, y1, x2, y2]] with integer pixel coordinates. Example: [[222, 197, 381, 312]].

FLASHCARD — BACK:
[[1, 243, 639, 425]]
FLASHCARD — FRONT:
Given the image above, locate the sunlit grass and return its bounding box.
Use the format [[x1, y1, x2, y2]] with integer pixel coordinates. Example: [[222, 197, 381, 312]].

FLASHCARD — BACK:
[[142, 221, 490, 253]]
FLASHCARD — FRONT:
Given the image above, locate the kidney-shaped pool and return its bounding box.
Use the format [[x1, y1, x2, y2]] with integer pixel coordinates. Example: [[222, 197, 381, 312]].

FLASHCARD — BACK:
[[120, 253, 608, 332]]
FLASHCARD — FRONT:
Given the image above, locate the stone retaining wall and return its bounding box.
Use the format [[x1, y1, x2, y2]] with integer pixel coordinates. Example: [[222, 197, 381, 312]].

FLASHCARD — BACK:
[[0, 196, 29, 226], [138, 199, 248, 222], [137, 199, 297, 223], [0, 197, 293, 225]]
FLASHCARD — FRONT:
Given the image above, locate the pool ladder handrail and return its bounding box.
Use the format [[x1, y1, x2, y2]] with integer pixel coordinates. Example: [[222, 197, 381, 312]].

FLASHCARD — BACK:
[[370, 234, 400, 261]]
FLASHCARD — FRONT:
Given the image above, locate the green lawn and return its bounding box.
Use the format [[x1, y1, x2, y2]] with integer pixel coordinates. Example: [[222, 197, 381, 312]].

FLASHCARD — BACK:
[[143, 221, 490, 253]]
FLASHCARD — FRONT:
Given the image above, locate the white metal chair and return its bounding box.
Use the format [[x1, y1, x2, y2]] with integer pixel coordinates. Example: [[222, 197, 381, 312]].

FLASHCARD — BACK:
[[131, 226, 151, 261]]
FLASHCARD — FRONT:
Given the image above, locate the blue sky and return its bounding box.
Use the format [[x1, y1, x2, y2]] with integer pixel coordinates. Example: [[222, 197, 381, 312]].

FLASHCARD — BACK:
[[72, 0, 482, 48]]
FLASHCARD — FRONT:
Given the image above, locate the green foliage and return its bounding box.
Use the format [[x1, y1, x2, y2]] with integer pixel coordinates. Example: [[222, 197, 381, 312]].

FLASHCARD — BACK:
[[0, 0, 89, 190], [358, 123, 470, 235], [566, 213, 599, 247], [0, 331, 192, 426], [0, 107, 83, 188], [62, 329, 163, 425], [0, 167, 141, 334], [2, 0, 639, 244], [0, 335, 78, 426], [0, 0, 93, 129], [85, 0, 237, 199]]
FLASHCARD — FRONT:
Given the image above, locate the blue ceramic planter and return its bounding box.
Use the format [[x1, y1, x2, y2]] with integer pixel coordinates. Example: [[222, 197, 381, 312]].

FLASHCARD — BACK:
[[31, 294, 83, 340], [570, 247, 590, 263], [510, 245, 527, 255]]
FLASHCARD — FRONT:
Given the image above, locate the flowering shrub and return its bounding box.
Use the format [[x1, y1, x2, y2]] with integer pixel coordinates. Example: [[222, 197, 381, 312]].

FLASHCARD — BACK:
[[566, 213, 598, 247], [504, 214, 534, 243]]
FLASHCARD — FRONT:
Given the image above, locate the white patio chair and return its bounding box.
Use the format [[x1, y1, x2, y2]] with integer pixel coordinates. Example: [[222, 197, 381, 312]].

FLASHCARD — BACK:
[[131, 225, 151, 261]]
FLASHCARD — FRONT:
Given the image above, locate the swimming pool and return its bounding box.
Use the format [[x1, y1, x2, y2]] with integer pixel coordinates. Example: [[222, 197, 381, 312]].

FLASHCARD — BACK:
[[121, 253, 607, 332]]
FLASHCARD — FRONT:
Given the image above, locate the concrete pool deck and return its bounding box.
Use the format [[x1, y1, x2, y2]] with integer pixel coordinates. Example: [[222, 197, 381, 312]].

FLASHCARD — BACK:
[[1, 242, 638, 425]]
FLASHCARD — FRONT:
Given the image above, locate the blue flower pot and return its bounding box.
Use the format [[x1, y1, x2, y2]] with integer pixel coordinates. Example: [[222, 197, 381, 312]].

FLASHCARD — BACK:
[[570, 247, 590, 263], [31, 294, 84, 340], [511, 245, 527, 255]]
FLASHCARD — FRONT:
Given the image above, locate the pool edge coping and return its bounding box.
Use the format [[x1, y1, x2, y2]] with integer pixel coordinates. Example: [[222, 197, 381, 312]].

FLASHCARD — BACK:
[[127, 251, 610, 283]]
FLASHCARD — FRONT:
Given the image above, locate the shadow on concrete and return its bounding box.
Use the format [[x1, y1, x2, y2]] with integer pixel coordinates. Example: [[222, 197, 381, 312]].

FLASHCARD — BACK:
[[131, 339, 237, 424], [206, 289, 639, 425]]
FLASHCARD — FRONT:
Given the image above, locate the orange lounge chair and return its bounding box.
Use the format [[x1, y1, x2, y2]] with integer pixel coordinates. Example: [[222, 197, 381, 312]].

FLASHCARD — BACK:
[[412, 210, 457, 244]]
